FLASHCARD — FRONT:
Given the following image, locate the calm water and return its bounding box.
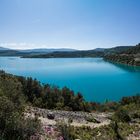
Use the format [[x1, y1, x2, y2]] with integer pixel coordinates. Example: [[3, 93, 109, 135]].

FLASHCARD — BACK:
[[0, 57, 140, 102]]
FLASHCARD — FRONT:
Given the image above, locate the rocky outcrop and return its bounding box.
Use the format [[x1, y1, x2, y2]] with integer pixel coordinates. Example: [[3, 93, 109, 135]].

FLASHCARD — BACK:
[[26, 107, 112, 128]]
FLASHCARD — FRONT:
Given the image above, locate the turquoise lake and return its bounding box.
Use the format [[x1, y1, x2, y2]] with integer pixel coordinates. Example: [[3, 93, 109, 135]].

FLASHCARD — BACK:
[[0, 57, 140, 102]]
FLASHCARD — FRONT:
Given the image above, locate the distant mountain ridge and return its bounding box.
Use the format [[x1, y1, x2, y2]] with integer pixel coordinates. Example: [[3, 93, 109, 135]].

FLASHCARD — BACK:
[[0, 44, 139, 62], [0, 46, 11, 51], [0, 47, 77, 56], [22, 45, 135, 58], [19, 48, 77, 53], [94, 48, 105, 52], [0, 45, 134, 54], [0, 47, 76, 52]]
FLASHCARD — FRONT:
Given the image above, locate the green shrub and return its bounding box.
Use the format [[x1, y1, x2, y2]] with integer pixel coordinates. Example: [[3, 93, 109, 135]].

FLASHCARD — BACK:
[[113, 108, 131, 122]]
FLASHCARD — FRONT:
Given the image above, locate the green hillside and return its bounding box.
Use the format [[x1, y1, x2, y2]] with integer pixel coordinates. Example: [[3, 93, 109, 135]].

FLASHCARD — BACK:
[[0, 70, 140, 139], [104, 43, 140, 66]]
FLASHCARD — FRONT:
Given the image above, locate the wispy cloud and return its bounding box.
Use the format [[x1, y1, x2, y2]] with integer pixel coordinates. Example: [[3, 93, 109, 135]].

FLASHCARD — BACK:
[[0, 43, 36, 49], [0, 42, 73, 50]]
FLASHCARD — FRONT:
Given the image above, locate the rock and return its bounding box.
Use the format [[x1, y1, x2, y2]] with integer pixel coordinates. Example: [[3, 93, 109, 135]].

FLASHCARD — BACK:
[[47, 113, 55, 120]]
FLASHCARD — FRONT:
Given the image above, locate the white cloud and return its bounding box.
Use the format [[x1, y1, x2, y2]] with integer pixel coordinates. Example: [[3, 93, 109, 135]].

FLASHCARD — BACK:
[[0, 42, 74, 50], [0, 43, 37, 49]]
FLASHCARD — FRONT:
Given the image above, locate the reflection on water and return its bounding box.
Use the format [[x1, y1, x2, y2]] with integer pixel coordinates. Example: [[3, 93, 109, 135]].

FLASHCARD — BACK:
[[0, 57, 140, 102], [107, 61, 140, 73]]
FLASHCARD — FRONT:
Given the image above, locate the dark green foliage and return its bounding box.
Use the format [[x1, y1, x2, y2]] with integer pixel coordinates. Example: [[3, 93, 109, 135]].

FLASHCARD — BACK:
[[1, 70, 140, 139], [104, 43, 140, 66], [113, 108, 131, 123], [17, 74, 91, 111], [1, 70, 140, 113], [58, 124, 75, 140], [120, 94, 140, 105], [58, 123, 123, 140], [122, 43, 140, 54], [22, 43, 140, 60], [0, 71, 41, 140], [23, 50, 104, 58], [0, 71, 91, 112], [86, 116, 100, 123], [105, 46, 134, 54], [108, 121, 123, 140], [90, 101, 119, 112]]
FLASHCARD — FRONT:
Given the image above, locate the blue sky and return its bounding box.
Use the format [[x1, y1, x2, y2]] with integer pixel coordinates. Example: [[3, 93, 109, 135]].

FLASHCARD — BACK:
[[0, 0, 140, 50]]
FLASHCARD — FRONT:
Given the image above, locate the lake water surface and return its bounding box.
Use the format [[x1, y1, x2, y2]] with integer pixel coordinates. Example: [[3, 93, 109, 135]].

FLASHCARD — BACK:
[[0, 57, 140, 102]]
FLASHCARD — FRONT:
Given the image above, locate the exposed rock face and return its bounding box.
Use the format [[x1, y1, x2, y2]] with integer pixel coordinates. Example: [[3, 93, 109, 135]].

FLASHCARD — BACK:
[[25, 107, 112, 140], [26, 107, 112, 128]]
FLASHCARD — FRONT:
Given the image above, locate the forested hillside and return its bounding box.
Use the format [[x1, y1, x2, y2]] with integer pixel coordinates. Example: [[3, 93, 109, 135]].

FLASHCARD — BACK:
[[21, 44, 137, 60], [104, 43, 140, 66], [0, 70, 93, 139], [22, 50, 104, 58], [0, 70, 140, 139], [0, 44, 139, 65], [0, 71, 41, 140]]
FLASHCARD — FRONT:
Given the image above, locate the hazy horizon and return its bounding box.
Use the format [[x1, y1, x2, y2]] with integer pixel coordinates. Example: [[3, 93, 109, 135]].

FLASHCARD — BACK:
[[0, 0, 140, 50]]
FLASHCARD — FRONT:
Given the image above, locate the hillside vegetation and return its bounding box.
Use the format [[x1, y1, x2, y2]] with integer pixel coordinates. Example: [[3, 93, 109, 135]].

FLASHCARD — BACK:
[[1, 43, 140, 66], [0, 70, 140, 139], [22, 50, 104, 58], [104, 43, 140, 66], [0, 71, 41, 140], [22, 43, 140, 66]]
